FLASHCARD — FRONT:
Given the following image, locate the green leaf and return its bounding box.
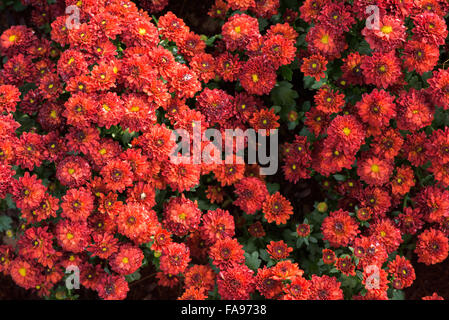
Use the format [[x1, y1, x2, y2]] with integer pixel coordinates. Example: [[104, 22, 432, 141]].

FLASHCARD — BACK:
[[259, 249, 270, 262], [258, 18, 269, 32], [244, 251, 261, 271], [391, 290, 405, 300], [356, 40, 371, 55], [333, 174, 346, 182], [125, 270, 141, 282], [0, 216, 12, 232], [13, 1, 27, 11], [288, 121, 298, 130], [280, 66, 293, 81], [271, 105, 282, 114], [266, 183, 280, 195], [270, 81, 298, 108]]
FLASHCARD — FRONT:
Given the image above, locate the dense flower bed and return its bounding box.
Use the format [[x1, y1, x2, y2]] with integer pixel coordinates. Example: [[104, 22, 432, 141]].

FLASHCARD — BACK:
[[1, 0, 449, 300]]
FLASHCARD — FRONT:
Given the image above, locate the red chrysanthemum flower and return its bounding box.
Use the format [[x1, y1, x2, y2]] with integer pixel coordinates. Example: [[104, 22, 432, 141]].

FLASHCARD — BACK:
[[117, 203, 158, 244], [326, 115, 365, 153], [200, 208, 235, 245], [210, 238, 245, 269], [9, 258, 41, 290], [336, 256, 356, 277], [266, 240, 293, 260], [301, 54, 327, 81], [160, 242, 191, 275], [388, 255, 415, 289], [412, 12, 448, 46], [239, 56, 277, 96], [397, 207, 424, 235], [0, 84, 21, 113], [178, 287, 208, 300], [100, 159, 134, 193], [184, 264, 216, 292], [61, 187, 94, 222], [234, 177, 269, 215], [427, 69, 449, 109], [248, 221, 266, 238], [308, 275, 343, 300], [415, 228, 449, 265], [321, 209, 360, 247], [306, 25, 347, 59], [314, 87, 346, 115], [390, 165, 415, 196], [404, 131, 429, 167], [261, 34, 296, 69], [84, 229, 118, 258], [189, 53, 216, 83], [97, 274, 129, 300], [415, 186, 449, 223], [217, 263, 255, 300], [361, 51, 402, 89], [283, 276, 311, 300], [163, 195, 202, 237], [396, 88, 434, 131], [262, 192, 294, 225], [249, 108, 280, 134], [297, 223, 311, 237], [422, 292, 444, 300], [341, 52, 364, 86], [356, 89, 397, 130], [55, 220, 90, 254], [11, 172, 47, 210], [158, 11, 190, 43], [222, 13, 260, 51], [17, 226, 55, 267], [322, 249, 336, 265], [357, 156, 394, 186], [255, 266, 283, 299], [362, 15, 406, 52], [370, 219, 403, 254], [56, 156, 92, 188], [403, 40, 439, 75], [197, 88, 234, 125], [109, 244, 144, 276]]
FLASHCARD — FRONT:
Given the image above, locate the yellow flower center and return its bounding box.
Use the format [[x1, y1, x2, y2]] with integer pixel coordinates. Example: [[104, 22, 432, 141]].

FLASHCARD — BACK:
[[381, 25, 393, 34], [19, 268, 27, 277], [252, 74, 259, 82], [343, 127, 351, 136], [67, 233, 74, 240], [8, 35, 16, 42], [321, 34, 329, 44], [122, 257, 129, 264], [234, 26, 241, 33], [371, 164, 380, 173]]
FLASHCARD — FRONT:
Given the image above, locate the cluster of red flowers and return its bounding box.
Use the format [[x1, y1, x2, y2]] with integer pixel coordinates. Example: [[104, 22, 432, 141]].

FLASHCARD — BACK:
[[294, 0, 449, 300], [1, 0, 449, 301]]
